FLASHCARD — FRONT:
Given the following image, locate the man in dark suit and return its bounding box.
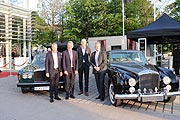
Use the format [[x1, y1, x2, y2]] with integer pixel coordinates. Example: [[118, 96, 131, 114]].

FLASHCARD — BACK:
[[172, 45, 180, 75], [62, 41, 78, 99], [77, 39, 91, 96], [45, 43, 63, 103], [90, 42, 107, 101]]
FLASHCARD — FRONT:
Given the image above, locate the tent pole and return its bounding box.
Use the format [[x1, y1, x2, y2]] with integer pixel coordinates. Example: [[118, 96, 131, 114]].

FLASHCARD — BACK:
[[153, 0, 157, 63], [122, 0, 125, 36], [153, 0, 156, 21]]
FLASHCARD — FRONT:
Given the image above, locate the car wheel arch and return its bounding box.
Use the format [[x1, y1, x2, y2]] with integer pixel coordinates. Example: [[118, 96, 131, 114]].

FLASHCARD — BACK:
[[108, 80, 122, 106]]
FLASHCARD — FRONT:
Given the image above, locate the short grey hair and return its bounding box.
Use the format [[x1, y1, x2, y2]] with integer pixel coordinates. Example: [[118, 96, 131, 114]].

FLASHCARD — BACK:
[[95, 41, 101, 46], [68, 41, 74, 46], [52, 43, 57, 48], [81, 39, 87, 43]]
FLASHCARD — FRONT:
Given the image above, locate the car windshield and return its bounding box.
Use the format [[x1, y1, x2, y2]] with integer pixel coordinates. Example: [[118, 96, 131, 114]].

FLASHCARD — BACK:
[[110, 51, 147, 63], [32, 53, 46, 64]]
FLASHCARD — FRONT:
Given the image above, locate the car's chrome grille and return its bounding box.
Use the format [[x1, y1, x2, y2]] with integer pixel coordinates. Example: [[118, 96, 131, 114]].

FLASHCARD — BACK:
[[139, 73, 159, 91], [34, 71, 47, 82]]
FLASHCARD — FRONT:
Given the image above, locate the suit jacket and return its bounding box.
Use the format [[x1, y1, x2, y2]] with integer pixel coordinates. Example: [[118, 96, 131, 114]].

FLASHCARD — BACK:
[[173, 48, 180, 62], [90, 51, 107, 74], [77, 46, 91, 68], [62, 50, 78, 73], [45, 52, 62, 74]]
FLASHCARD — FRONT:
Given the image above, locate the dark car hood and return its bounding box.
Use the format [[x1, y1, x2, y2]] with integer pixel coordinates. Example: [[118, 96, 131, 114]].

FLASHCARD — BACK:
[[110, 62, 158, 75], [19, 63, 45, 73]]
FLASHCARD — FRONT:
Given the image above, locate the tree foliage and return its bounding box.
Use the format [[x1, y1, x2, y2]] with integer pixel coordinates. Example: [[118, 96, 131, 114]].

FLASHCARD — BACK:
[[125, 0, 154, 32], [37, 0, 64, 43], [31, 12, 51, 46], [35, 0, 156, 44], [165, 0, 180, 21], [63, 0, 154, 42]]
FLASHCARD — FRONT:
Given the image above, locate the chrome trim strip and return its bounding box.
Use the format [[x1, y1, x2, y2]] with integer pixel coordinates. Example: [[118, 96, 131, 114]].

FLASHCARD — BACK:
[[115, 91, 180, 101], [167, 91, 180, 96]]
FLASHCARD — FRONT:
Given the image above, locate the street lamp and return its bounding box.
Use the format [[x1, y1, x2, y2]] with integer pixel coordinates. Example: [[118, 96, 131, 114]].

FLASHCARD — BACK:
[[57, 30, 62, 41]]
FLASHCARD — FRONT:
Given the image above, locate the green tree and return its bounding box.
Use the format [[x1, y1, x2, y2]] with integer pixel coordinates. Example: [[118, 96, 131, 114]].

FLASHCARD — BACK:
[[63, 0, 154, 41], [106, 0, 123, 35], [38, 0, 64, 43], [31, 12, 51, 46], [64, 0, 110, 42], [125, 0, 154, 32], [165, 0, 180, 21]]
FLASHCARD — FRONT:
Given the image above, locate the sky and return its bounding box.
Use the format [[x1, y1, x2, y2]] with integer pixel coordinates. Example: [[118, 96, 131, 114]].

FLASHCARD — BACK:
[[6, 0, 175, 12], [155, 0, 175, 12], [6, 0, 38, 11], [28, 0, 38, 11]]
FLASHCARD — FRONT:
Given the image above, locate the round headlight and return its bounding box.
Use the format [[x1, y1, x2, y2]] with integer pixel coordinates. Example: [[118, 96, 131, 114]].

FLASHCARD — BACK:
[[27, 74, 32, 79], [165, 85, 172, 92], [163, 76, 171, 85], [129, 87, 135, 93], [22, 74, 28, 79], [128, 78, 136, 87]]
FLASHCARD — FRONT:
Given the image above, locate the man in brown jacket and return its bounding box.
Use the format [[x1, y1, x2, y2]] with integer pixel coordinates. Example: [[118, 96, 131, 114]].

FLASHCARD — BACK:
[[90, 42, 107, 101]]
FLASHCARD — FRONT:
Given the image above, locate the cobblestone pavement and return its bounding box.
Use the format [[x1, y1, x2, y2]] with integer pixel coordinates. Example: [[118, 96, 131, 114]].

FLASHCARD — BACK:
[[68, 73, 180, 115], [1, 70, 180, 120]]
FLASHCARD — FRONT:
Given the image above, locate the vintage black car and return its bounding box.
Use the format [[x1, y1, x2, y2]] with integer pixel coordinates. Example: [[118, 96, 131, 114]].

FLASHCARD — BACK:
[[17, 52, 65, 93], [107, 50, 180, 106]]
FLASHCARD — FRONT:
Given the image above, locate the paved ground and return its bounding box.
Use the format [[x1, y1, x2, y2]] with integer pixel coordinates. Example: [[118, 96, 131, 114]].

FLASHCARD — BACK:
[[0, 70, 180, 120]]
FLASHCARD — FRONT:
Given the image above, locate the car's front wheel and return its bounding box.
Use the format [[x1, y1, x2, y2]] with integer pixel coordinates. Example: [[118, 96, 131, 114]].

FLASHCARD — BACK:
[[21, 87, 29, 94], [109, 82, 122, 106]]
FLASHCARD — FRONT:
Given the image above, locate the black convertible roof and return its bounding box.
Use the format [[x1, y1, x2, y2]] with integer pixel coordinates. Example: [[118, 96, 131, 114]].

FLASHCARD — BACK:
[[127, 13, 180, 44]]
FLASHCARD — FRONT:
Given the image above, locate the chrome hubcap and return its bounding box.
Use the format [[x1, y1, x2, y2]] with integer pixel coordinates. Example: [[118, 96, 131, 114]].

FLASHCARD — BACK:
[[109, 83, 115, 104]]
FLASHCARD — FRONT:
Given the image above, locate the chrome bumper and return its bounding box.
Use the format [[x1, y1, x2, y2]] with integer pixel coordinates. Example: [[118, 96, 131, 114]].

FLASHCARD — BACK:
[[115, 91, 180, 102]]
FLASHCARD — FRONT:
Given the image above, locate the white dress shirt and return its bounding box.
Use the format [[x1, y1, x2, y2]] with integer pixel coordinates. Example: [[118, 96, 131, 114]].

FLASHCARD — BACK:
[[82, 48, 85, 55], [81, 47, 86, 62], [52, 52, 58, 69], [69, 50, 73, 67], [95, 51, 99, 66]]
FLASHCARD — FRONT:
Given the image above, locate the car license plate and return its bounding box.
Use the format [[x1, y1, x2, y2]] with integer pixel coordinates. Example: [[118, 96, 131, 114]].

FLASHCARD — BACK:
[[34, 86, 49, 91], [141, 94, 164, 102]]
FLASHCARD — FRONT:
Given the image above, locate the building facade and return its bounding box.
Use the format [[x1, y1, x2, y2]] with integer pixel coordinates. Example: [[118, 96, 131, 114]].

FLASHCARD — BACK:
[[88, 36, 127, 52], [0, 2, 35, 70]]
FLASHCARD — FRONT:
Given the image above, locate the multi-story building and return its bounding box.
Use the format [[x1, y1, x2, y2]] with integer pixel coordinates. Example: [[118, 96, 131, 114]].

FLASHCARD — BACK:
[[0, 1, 35, 70]]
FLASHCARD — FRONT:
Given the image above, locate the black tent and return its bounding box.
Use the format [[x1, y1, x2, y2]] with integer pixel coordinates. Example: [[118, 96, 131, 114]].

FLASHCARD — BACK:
[[127, 13, 180, 44]]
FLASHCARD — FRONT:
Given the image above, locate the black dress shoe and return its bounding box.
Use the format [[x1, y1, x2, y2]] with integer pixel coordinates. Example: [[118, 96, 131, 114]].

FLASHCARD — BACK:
[[96, 96, 100, 99], [65, 96, 69, 100], [70, 95, 75, 99], [50, 99, 54, 103], [54, 96, 61, 100], [100, 98, 105, 101]]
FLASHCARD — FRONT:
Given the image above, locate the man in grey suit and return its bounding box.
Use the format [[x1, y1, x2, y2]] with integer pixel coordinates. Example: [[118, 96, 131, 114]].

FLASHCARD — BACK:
[[90, 42, 107, 101], [45, 43, 63, 103], [62, 41, 78, 99]]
